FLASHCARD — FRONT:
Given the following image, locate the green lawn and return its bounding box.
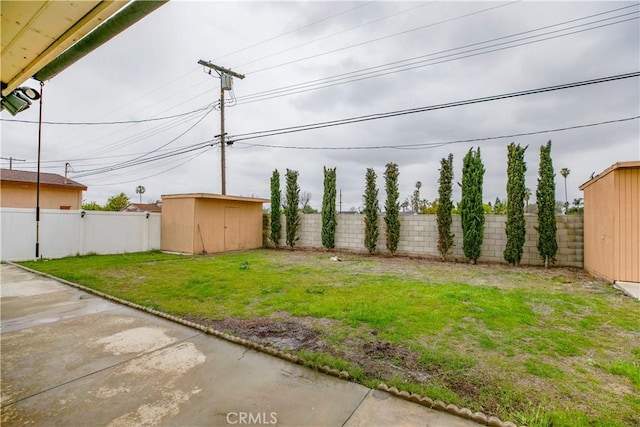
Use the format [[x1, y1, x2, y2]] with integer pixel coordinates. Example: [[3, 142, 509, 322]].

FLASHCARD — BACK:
[[20, 250, 640, 426]]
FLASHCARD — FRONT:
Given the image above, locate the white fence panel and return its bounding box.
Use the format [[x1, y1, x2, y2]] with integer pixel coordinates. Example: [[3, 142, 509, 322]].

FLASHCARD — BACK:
[[1, 208, 36, 261], [0, 208, 161, 261], [148, 213, 162, 250], [41, 209, 81, 259]]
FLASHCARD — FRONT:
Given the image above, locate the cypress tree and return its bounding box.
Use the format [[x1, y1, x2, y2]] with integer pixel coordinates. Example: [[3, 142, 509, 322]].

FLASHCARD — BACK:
[[504, 143, 528, 265], [461, 148, 485, 264], [284, 169, 300, 248], [536, 140, 558, 268], [270, 169, 281, 247], [437, 153, 454, 259], [384, 162, 401, 254], [321, 166, 337, 249], [363, 168, 379, 254]]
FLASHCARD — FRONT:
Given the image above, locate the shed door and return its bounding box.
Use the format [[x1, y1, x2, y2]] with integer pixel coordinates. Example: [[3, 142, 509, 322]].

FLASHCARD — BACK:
[[224, 207, 240, 251]]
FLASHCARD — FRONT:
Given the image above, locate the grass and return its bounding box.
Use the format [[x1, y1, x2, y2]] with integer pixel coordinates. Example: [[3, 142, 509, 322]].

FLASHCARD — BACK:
[[19, 249, 640, 426]]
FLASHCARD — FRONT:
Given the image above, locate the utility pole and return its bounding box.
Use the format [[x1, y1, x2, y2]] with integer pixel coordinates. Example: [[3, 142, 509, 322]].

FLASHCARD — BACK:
[[198, 59, 245, 195], [64, 162, 71, 184], [1, 157, 25, 170]]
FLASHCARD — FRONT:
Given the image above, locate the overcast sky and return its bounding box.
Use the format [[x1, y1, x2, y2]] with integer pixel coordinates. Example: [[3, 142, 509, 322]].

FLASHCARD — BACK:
[[2, 1, 639, 210]]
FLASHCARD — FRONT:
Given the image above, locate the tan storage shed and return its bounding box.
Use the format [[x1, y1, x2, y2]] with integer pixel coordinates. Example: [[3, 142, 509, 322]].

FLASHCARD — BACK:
[[579, 161, 640, 283], [161, 193, 269, 254]]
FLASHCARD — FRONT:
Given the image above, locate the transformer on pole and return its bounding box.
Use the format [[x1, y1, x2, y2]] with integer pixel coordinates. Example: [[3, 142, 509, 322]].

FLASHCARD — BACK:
[[198, 59, 245, 195]]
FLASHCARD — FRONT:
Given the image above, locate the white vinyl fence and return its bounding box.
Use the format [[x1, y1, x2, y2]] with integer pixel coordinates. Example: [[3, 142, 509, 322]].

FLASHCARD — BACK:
[[0, 208, 161, 261]]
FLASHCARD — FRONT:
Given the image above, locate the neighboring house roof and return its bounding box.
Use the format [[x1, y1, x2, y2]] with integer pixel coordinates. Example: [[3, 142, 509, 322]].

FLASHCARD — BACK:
[[1, 168, 87, 190], [123, 203, 161, 213]]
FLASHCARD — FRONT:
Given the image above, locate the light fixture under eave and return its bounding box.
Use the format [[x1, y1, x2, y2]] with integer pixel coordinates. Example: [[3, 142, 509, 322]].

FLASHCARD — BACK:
[[0, 86, 40, 116], [19, 86, 41, 101]]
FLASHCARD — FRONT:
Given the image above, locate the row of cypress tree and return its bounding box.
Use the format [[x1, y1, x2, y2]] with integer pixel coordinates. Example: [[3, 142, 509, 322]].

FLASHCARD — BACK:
[[458, 142, 558, 266], [269, 140, 558, 266], [363, 162, 402, 254], [270, 168, 301, 249]]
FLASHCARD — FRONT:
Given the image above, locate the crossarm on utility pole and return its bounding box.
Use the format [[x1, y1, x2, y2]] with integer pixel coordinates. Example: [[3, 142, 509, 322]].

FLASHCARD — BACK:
[[198, 59, 245, 195], [198, 60, 245, 79]]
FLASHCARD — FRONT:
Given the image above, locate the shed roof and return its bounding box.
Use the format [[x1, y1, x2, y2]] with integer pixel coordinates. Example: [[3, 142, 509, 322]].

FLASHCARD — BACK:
[[579, 161, 640, 190], [162, 193, 269, 203], [1, 168, 87, 190]]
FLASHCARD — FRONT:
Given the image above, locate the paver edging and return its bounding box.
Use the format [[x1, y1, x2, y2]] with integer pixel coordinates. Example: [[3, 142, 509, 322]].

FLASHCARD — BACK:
[[376, 383, 518, 427], [8, 262, 517, 427]]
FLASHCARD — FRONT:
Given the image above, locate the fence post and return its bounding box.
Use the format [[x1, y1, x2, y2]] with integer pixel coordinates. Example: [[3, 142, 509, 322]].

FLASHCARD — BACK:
[[78, 210, 85, 255], [143, 212, 150, 252]]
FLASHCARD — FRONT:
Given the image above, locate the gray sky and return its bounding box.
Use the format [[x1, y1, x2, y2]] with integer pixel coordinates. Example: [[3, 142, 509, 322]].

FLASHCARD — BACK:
[[2, 1, 639, 210]]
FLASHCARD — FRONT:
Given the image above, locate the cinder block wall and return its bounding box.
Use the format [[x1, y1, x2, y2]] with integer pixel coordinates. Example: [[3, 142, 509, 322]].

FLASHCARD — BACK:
[[274, 214, 583, 268]]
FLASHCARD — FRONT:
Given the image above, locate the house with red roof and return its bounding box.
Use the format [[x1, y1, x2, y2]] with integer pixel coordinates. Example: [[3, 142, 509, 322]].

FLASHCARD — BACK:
[[122, 202, 162, 213], [0, 169, 87, 210]]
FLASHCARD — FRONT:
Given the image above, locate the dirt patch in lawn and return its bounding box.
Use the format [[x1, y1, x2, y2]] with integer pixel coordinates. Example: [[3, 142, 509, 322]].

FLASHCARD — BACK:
[[184, 311, 492, 408]]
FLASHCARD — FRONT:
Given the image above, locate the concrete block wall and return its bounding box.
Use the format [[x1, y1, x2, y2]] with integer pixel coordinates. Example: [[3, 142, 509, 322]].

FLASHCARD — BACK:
[[274, 214, 583, 268]]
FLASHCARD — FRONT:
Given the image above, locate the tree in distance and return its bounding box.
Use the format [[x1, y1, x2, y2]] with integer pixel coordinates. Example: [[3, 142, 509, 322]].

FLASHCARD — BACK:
[[135, 185, 145, 204], [104, 193, 129, 211]]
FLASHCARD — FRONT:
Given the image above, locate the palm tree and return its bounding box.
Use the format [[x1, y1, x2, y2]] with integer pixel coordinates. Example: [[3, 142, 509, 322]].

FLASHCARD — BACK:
[[560, 168, 570, 212], [135, 185, 146, 204]]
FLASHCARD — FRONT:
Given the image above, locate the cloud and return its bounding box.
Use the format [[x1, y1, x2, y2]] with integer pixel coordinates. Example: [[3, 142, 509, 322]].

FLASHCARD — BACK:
[[2, 1, 638, 209]]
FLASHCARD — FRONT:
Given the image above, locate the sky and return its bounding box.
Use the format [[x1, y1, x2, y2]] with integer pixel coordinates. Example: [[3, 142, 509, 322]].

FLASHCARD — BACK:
[[1, 0, 639, 211]]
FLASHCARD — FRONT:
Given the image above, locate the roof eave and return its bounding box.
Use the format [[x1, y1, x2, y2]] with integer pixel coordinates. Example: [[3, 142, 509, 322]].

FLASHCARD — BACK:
[[579, 161, 640, 190], [2, 1, 128, 97]]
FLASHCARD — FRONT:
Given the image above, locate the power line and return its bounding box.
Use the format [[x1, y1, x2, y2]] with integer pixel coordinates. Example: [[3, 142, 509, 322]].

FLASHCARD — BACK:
[[72, 108, 217, 179], [232, 2, 436, 69], [66, 103, 215, 161], [84, 149, 212, 186], [245, 1, 520, 75], [235, 116, 639, 150], [0, 103, 214, 125], [218, 2, 376, 63], [72, 140, 217, 179], [19, 146, 207, 166], [66, 77, 639, 181], [229, 71, 639, 141], [84, 2, 370, 122], [233, 9, 639, 105]]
